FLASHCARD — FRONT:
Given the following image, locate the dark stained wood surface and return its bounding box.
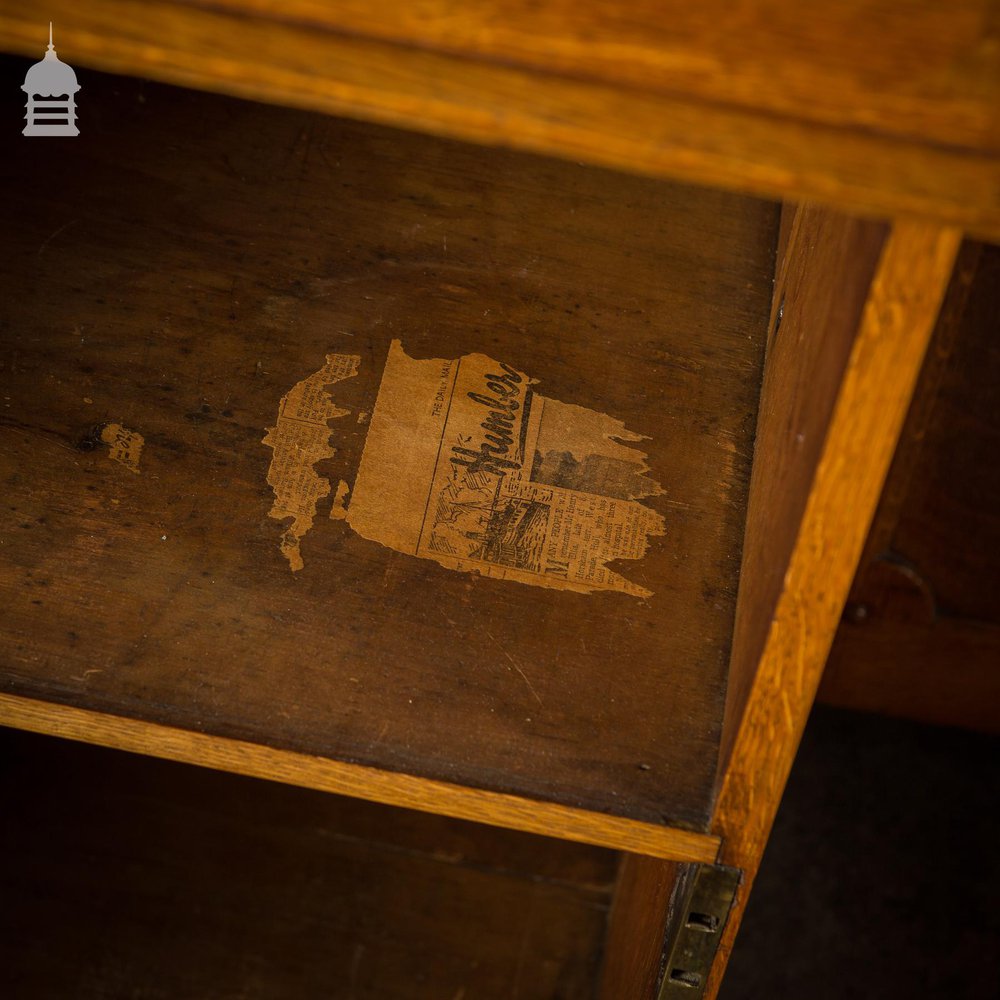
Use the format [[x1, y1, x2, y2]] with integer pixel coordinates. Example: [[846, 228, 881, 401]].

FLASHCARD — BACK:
[[881, 244, 1000, 623], [2, 1, 999, 237], [0, 725, 614, 999], [598, 855, 680, 999], [820, 242, 1000, 732], [0, 67, 777, 831], [822, 613, 1000, 735], [719, 205, 887, 770]]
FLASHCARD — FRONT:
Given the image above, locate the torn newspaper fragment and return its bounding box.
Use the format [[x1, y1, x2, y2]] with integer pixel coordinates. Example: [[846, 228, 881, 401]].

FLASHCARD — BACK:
[[262, 353, 359, 571], [101, 422, 143, 474], [345, 340, 664, 596]]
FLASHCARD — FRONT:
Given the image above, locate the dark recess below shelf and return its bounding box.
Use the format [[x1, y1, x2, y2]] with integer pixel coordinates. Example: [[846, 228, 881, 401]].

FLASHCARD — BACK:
[[0, 726, 616, 1000]]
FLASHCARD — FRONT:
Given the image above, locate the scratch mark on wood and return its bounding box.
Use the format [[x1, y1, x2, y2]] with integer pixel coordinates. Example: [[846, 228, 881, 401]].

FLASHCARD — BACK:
[[37, 219, 79, 256]]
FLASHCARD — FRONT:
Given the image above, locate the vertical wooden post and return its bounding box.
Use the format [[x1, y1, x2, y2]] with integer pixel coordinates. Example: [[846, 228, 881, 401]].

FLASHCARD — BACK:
[[704, 219, 961, 997], [599, 856, 683, 998]]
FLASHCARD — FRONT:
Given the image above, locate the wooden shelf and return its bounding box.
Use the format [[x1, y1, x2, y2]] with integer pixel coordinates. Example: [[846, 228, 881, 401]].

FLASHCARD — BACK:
[[0, 66, 775, 851], [0, 726, 614, 999], [0, 5, 975, 990]]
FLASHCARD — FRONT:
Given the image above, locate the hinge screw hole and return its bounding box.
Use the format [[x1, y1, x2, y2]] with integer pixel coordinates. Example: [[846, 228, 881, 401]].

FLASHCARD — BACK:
[[669, 968, 702, 989], [686, 910, 720, 933]]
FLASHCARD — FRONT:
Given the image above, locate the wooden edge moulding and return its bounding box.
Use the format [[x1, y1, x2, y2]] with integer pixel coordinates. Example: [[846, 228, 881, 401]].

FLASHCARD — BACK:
[[0, 691, 720, 864], [1, 0, 999, 238]]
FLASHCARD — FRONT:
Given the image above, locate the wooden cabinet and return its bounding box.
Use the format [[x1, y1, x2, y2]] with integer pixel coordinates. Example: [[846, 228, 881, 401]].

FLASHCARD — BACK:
[[0, 3, 991, 997]]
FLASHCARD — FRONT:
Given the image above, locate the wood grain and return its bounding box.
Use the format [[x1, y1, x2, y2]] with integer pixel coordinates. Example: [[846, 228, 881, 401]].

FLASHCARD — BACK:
[[845, 241, 985, 570], [877, 244, 1000, 624], [0, 726, 613, 999], [720, 205, 887, 770], [0, 692, 720, 863], [821, 614, 1000, 734], [706, 220, 961, 997], [1, 1, 999, 236], [598, 855, 681, 999], [0, 70, 775, 831], [819, 242, 1000, 733], [186, 0, 1000, 152]]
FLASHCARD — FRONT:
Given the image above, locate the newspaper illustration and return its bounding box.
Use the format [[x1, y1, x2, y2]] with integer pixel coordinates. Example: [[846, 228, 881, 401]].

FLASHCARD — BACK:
[[345, 340, 665, 597]]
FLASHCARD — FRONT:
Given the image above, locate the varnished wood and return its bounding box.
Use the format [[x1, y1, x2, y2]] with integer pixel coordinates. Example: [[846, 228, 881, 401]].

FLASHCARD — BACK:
[[0, 726, 614, 999], [0, 692, 721, 863], [0, 70, 775, 834], [598, 855, 681, 999], [706, 220, 961, 997], [720, 205, 887, 770], [1, 1, 999, 236]]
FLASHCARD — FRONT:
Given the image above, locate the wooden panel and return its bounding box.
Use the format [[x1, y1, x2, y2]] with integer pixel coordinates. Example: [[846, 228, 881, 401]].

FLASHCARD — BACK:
[[720, 205, 887, 769], [1, 2, 1000, 236], [0, 725, 614, 999], [848, 242, 985, 570], [884, 244, 1000, 622], [819, 242, 1000, 732], [598, 856, 681, 999], [706, 220, 961, 997], [821, 614, 1000, 734], [0, 69, 776, 835]]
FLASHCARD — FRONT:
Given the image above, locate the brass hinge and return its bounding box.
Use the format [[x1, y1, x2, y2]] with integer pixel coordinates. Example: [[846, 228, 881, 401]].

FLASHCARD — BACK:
[[656, 863, 742, 998]]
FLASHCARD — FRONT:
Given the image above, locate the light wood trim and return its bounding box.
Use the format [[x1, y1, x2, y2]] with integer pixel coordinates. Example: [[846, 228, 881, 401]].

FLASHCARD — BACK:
[[0, 691, 720, 863], [2, 1, 1000, 237], [704, 220, 961, 997]]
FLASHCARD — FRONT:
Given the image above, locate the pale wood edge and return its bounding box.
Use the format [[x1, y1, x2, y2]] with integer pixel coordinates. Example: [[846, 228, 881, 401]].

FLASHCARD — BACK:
[[1, 4, 999, 238], [704, 220, 962, 997], [0, 691, 720, 863]]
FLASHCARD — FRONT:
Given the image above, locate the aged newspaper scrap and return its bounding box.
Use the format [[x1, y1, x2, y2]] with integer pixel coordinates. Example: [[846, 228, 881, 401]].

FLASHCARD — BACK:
[[345, 340, 664, 597], [100, 422, 144, 474], [263, 353, 359, 571]]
